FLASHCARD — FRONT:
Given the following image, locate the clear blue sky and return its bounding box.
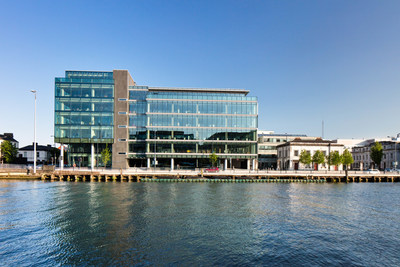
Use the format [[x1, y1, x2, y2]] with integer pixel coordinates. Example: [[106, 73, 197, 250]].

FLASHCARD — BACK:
[[1, 0, 400, 147]]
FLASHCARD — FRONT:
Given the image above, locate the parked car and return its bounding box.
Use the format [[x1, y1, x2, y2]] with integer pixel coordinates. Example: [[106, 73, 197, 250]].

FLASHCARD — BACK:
[[205, 167, 219, 173], [365, 169, 380, 174]]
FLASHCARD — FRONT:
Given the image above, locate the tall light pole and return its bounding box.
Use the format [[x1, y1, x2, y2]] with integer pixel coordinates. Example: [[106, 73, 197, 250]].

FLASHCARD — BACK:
[[394, 134, 399, 170], [154, 131, 157, 171], [30, 90, 37, 174]]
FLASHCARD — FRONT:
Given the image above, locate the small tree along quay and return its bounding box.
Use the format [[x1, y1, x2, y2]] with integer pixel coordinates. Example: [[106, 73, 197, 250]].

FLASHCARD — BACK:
[[331, 151, 342, 168], [312, 150, 325, 169], [299, 150, 312, 168], [209, 152, 218, 167], [101, 145, 111, 168], [370, 142, 383, 169], [342, 149, 354, 169], [0, 141, 18, 163]]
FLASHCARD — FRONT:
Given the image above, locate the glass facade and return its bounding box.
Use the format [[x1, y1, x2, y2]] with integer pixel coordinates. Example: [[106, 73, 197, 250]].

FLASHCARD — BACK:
[[127, 86, 258, 169], [54, 71, 114, 167], [54, 70, 258, 169]]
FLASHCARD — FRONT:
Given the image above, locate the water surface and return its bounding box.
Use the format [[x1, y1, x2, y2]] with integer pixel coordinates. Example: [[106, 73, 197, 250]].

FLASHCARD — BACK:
[[0, 181, 399, 266]]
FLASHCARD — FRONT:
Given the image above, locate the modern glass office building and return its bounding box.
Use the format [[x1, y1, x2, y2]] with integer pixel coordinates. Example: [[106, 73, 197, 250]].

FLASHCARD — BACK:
[[55, 70, 258, 169]]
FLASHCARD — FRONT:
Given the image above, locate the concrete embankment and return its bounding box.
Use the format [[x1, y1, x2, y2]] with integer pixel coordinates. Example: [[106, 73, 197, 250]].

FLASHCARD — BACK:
[[1, 169, 400, 183]]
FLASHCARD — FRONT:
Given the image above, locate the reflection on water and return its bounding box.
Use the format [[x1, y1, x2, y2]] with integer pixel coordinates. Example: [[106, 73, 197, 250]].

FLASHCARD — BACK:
[[0, 181, 399, 266]]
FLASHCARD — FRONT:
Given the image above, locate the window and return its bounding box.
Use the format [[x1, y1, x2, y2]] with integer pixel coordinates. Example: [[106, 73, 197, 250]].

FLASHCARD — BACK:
[[24, 152, 27, 157], [294, 150, 298, 156]]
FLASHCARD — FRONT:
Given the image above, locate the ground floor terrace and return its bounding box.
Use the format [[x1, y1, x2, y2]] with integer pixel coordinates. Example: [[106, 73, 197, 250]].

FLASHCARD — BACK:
[[60, 141, 258, 170], [127, 154, 257, 170]]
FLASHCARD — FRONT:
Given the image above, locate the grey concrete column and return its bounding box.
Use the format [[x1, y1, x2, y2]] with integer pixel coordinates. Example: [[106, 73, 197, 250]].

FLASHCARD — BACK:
[[247, 159, 251, 170], [224, 158, 227, 170], [252, 159, 255, 170], [171, 158, 174, 171], [147, 158, 151, 168], [60, 145, 64, 170], [91, 143, 95, 171]]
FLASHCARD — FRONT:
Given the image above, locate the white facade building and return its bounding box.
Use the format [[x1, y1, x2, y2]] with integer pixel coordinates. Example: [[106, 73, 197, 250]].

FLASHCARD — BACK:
[[277, 138, 344, 171], [18, 143, 53, 164], [257, 130, 317, 169]]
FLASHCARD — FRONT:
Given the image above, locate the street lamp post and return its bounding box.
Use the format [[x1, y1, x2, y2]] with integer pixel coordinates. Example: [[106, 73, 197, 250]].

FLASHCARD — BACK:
[[30, 90, 37, 174], [394, 138, 398, 170], [154, 131, 157, 171]]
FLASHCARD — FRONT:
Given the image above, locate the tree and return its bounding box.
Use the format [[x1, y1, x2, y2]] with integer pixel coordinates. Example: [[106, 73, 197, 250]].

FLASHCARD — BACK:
[[299, 150, 312, 168], [312, 150, 325, 169], [331, 151, 342, 168], [370, 142, 383, 169], [101, 145, 111, 168], [0, 141, 18, 163], [326, 152, 339, 170], [342, 149, 354, 169], [209, 152, 218, 167]]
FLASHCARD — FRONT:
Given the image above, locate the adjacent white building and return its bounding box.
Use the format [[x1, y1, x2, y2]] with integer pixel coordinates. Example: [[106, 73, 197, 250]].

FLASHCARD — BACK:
[[277, 138, 344, 171], [257, 130, 318, 169], [18, 143, 53, 164]]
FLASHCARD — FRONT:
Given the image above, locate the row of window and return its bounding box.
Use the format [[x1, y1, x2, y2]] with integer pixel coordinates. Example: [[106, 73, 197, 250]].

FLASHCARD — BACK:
[[259, 145, 276, 151], [55, 100, 114, 112], [354, 153, 396, 161], [65, 71, 113, 79], [128, 129, 256, 141], [145, 101, 257, 115], [278, 150, 333, 158], [136, 115, 257, 128], [55, 78, 114, 84], [129, 142, 257, 154], [259, 138, 290, 143], [55, 126, 113, 139], [55, 114, 113, 126], [55, 86, 114, 98]]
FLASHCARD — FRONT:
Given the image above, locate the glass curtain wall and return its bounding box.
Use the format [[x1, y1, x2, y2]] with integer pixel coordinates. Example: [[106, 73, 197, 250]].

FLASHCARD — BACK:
[[54, 71, 114, 167], [127, 87, 258, 169]]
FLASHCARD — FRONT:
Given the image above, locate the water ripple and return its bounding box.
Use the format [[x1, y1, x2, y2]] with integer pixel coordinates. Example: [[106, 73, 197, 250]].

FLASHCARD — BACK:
[[0, 181, 399, 266]]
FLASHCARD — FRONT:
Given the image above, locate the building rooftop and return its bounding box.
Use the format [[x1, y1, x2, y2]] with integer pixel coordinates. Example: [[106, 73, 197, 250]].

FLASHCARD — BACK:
[[148, 87, 249, 95], [0, 133, 18, 143], [276, 138, 344, 147], [19, 143, 53, 151], [258, 133, 307, 137]]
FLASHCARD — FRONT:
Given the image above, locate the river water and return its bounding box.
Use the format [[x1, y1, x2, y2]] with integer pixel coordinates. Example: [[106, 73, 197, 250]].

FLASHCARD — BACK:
[[0, 180, 399, 266]]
